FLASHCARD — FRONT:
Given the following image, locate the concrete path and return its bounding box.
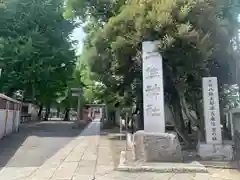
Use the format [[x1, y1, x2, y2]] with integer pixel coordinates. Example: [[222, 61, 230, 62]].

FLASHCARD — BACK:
[[0, 120, 239, 180], [0, 121, 83, 168]]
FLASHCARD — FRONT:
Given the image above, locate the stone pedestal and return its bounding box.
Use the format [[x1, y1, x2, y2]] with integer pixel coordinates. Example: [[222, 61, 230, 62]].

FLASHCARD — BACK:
[[133, 131, 183, 162], [198, 143, 233, 161]]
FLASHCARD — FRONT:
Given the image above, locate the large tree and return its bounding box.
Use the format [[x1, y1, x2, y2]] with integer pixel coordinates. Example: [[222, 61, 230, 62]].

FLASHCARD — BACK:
[[66, 0, 240, 144], [0, 0, 77, 111]]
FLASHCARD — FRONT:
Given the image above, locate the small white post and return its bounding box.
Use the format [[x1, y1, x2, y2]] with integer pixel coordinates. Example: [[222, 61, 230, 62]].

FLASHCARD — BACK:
[[125, 112, 128, 150], [229, 112, 234, 141], [120, 116, 123, 140], [77, 94, 81, 121]]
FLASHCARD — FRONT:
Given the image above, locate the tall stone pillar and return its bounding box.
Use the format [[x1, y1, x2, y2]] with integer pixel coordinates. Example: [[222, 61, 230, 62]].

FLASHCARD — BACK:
[[133, 41, 182, 162]]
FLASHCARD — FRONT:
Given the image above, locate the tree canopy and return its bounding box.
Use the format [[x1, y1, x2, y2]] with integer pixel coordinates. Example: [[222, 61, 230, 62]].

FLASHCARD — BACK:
[[0, 0, 77, 106], [65, 0, 240, 143]]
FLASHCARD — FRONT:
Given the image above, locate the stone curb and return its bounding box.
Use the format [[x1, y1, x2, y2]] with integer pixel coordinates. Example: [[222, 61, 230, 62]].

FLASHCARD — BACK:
[[117, 164, 208, 173], [117, 151, 208, 173], [198, 161, 240, 169]]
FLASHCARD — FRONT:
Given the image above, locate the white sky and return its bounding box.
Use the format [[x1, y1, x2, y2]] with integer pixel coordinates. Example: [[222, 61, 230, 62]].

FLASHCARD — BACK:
[[71, 26, 86, 55]]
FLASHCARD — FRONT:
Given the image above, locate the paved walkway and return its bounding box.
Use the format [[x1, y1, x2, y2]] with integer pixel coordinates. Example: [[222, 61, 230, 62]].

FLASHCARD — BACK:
[[0, 120, 240, 180]]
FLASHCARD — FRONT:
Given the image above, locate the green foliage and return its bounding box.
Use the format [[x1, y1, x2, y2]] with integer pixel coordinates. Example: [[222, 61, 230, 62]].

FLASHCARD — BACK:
[[0, 0, 77, 105], [64, 0, 125, 22], [221, 84, 240, 110], [66, 0, 240, 115]]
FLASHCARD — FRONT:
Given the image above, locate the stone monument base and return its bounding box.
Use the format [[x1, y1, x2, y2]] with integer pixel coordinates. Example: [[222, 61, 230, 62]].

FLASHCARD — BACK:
[[197, 143, 233, 161], [133, 131, 183, 162]]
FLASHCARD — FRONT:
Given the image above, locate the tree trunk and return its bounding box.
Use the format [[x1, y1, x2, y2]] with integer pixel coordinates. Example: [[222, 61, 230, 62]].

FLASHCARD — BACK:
[[139, 101, 144, 130], [6, 88, 15, 97], [188, 120, 192, 134], [179, 94, 198, 127], [194, 101, 205, 142], [111, 111, 115, 125], [173, 93, 187, 131], [136, 91, 144, 131], [38, 104, 43, 120], [57, 107, 60, 118], [131, 114, 135, 134], [172, 106, 191, 144], [80, 106, 84, 120], [63, 107, 70, 121], [44, 106, 50, 121], [178, 93, 204, 145], [170, 92, 192, 146], [218, 84, 226, 130]]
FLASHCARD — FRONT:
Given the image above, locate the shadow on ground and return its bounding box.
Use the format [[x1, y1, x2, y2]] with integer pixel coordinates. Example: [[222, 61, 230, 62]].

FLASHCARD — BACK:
[[0, 121, 93, 168]]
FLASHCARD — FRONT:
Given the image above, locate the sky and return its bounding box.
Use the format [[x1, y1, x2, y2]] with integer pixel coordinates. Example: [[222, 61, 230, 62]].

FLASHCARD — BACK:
[[70, 26, 86, 55]]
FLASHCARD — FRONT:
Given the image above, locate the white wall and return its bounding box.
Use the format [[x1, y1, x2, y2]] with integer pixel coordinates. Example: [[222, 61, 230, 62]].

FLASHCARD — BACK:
[[6, 110, 13, 135], [15, 110, 20, 131], [0, 107, 21, 139], [0, 93, 22, 139], [0, 110, 6, 139]]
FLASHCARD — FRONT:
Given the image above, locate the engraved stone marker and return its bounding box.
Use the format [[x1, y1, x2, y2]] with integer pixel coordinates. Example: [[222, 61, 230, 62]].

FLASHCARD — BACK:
[[132, 41, 182, 163], [142, 41, 165, 133], [202, 77, 222, 144]]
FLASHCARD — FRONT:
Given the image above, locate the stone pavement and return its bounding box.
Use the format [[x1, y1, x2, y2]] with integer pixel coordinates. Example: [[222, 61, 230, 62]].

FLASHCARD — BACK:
[[0, 120, 240, 180]]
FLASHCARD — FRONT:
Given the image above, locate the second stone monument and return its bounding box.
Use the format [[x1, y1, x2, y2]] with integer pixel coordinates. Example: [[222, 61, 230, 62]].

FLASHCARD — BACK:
[[198, 77, 233, 161], [132, 41, 183, 162]]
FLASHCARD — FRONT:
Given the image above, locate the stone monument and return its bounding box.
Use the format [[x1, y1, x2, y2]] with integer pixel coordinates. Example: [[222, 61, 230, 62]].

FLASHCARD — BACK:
[[132, 41, 183, 162], [198, 77, 233, 160]]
